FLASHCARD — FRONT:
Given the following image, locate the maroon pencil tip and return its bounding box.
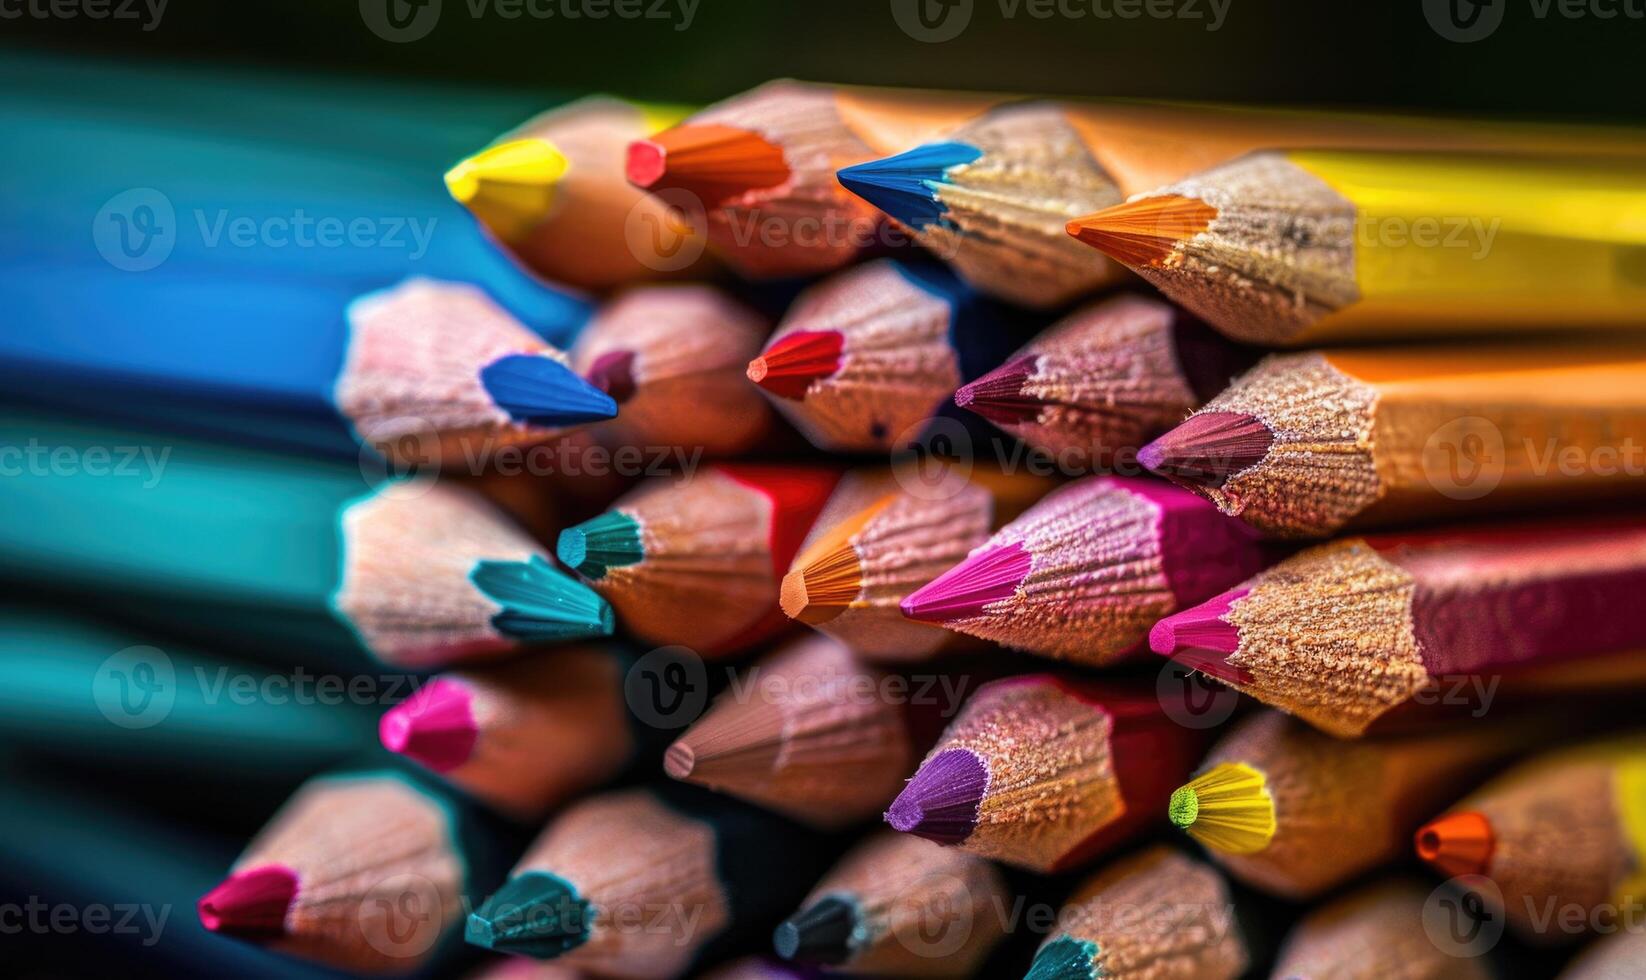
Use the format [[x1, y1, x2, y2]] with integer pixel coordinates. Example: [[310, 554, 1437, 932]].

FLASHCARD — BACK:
[[885, 749, 987, 844], [1150, 587, 1252, 685], [900, 540, 1032, 624], [198, 866, 298, 936], [586, 350, 638, 404], [379, 678, 478, 773], [1139, 412, 1272, 489], [954, 357, 1041, 426]]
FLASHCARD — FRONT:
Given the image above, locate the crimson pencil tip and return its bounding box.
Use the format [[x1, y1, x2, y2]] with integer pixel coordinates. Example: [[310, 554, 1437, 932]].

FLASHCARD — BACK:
[[900, 540, 1032, 624], [748, 330, 844, 400], [1150, 587, 1251, 685], [885, 749, 986, 844], [954, 357, 1041, 426], [1140, 412, 1272, 490], [626, 123, 789, 201], [585, 349, 638, 404], [379, 678, 478, 773], [198, 866, 298, 937], [1416, 811, 1495, 878]]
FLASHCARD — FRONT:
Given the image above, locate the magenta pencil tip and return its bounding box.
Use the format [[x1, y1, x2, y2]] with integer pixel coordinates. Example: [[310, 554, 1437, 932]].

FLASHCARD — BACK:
[[885, 749, 987, 844], [900, 540, 1032, 624], [1150, 587, 1252, 685], [954, 357, 1041, 426], [1139, 412, 1273, 489], [198, 866, 298, 936], [379, 677, 478, 773]]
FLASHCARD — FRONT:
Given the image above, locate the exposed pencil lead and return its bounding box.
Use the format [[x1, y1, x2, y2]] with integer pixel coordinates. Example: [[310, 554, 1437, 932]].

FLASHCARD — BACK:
[[198, 866, 298, 937], [1025, 935, 1100, 980], [1416, 811, 1496, 878], [836, 141, 982, 230], [444, 138, 569, 240], [1139, 412, 1273, 489], [379, 678, 478, 773], [773, 895, 858, 964], [1066, 194, 1218, 267], [748, 330, 845, 400], [780, 542, 859, 625], [556, 511, 644, 581], [885, 749, 986, 844], [954, 356, 1041, 426], [479, 353, 619, 428], [1169, 763, 1276, 855], [469, 555, 615, 640], [627, 123, 789, 199], [466, 871, 590, 959], [900, 540, 1031, 624], [585, 349, 638, 404]]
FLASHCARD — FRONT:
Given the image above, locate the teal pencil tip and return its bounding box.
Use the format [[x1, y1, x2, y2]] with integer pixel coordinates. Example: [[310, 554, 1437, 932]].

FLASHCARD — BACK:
[[469, 555, 614, 640], [836, 141, 982, 231], [466, 871, 590, 959], [1025, 935, 1101, 980], [556, 511, 643, 580]]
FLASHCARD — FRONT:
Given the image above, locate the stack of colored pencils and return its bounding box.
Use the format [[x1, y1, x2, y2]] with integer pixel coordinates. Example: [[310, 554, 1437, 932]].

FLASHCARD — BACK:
[[8, 48, 1646, 980]]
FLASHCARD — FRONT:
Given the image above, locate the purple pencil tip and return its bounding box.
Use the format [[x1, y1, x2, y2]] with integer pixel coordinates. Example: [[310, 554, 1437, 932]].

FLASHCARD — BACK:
[[885, 749, 987, 844]]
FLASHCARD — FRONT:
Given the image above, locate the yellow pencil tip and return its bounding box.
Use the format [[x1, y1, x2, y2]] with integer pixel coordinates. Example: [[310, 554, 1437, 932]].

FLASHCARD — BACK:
[[445, 139, 570, 239], [1169, 762, 1276, 855]]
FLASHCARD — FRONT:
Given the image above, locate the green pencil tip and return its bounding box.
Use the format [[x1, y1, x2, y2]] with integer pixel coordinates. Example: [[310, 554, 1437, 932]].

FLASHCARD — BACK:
[[556, 510, 643, 580], [465, 871, 589, 959], [1025, 935, 1100, 980], [1168, 784, 1200, 829], [470, 555, 614, 640]]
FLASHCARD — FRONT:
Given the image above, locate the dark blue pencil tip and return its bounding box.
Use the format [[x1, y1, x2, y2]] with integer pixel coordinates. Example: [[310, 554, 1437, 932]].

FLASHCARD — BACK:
[[466, 871, 590, 959], [480, 353, 619, 428], [837, 141, 983, 231]]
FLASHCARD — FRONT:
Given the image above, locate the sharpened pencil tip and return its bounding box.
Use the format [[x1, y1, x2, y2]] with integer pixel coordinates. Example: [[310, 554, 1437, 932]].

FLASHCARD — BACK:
[[1066, 194, 1218, 267], [626, 123, 789, 200], [781, 544, 858, 626], [773, 895, 858, 964], [954, 356, 1041, 426], [748, 330, 845, 400], [444, 138, 569, 240], [585, 349, 638, 404], [198, 866, 298, 937], [836, 141, 982, 231], [480, 353, 619, 428], [467, 871, 590, 958], [663, 741, 696, 779], [885, 749, 986, 844], [1139, 412, 1272, 490], [1026, 935, 1100, 980], [1169, 763, 1276, 855], [1149, 587, 1251, 685], [556, 511, 643, 581], [1416, 811, 1495, 878], [380, 678, 478, 773], [901, 540, 1032, 624], [469, 555, 615, 641]]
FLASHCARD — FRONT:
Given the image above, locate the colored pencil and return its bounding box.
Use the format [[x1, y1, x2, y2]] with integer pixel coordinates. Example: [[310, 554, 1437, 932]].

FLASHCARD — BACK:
[[1562, 928, 1646, 979], [900, 475, 1268, 665], [1168, 710, 1547, 899], [781, 467, 1051, 660], [198, 765, 519, 974], [665, 635, 922, 828], [884, 674, 1206, 873], [0, 610, 373, 783], [1024, 846, 1248, 980], [696, 959, 810, 980], [3, 267, 609, 460], [570, 284, 775, 456], [627, 80, 1000, 278], [380, 645, 662, 820], [841, 99, 1646, 309], [1415, 736, 1646, 944], [1269, 878, 1497, 979], [1068, 151, 1646, 346], [0, 414, 612, 668], [446, 96, 711, 289], [1150, 513, 1646, 736], [464, 784, 830, 978], [773, 830, 1009, 976], [953, 294, 1260, 471], [556, 464, 841, 654], [746, 258, 1041, 452], [1138, 341, 1646, 537]]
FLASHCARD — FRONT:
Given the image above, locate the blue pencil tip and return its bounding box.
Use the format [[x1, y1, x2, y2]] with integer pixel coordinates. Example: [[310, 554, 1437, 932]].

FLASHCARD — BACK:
[[837, 141, 983, 231], [480, 353, 619, 428]]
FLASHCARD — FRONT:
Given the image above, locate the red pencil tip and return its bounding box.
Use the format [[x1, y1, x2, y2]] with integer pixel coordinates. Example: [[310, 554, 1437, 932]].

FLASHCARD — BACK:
[[586, 349, 638, 404], [1416, 811, 1495, 878], [1139, 412, 1273, 490], [627, 124, 789, 201], [748, 330, 844, 400], [198, 866, 298, 936], [379, 678, 478, 773], [1149, 587, 1251, 685], [901, 540, 1032, 624], [954, 357, 1041, 426], [885, 749, 987, 845]]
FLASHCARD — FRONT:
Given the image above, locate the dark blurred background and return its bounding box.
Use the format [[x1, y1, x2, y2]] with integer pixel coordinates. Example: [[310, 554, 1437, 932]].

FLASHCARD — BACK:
[[5, 0, 1641, 122]]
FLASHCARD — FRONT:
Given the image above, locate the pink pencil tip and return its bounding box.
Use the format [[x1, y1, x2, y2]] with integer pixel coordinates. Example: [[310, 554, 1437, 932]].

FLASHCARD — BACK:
[[1140, 412, 1273, 490], [198, 866, 298, 936], [953, 357, 1041, 426], [379, 677, 478, 773], [1149, 587, 1252, 685], [901, 540, 1032, 624]]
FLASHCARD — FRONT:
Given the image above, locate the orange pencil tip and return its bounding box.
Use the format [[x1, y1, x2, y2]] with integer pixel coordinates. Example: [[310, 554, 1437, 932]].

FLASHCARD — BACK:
[[1416, 811, 1495, 878], [626, 123, 789, 200], [1066, 194, 1217, 267]]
